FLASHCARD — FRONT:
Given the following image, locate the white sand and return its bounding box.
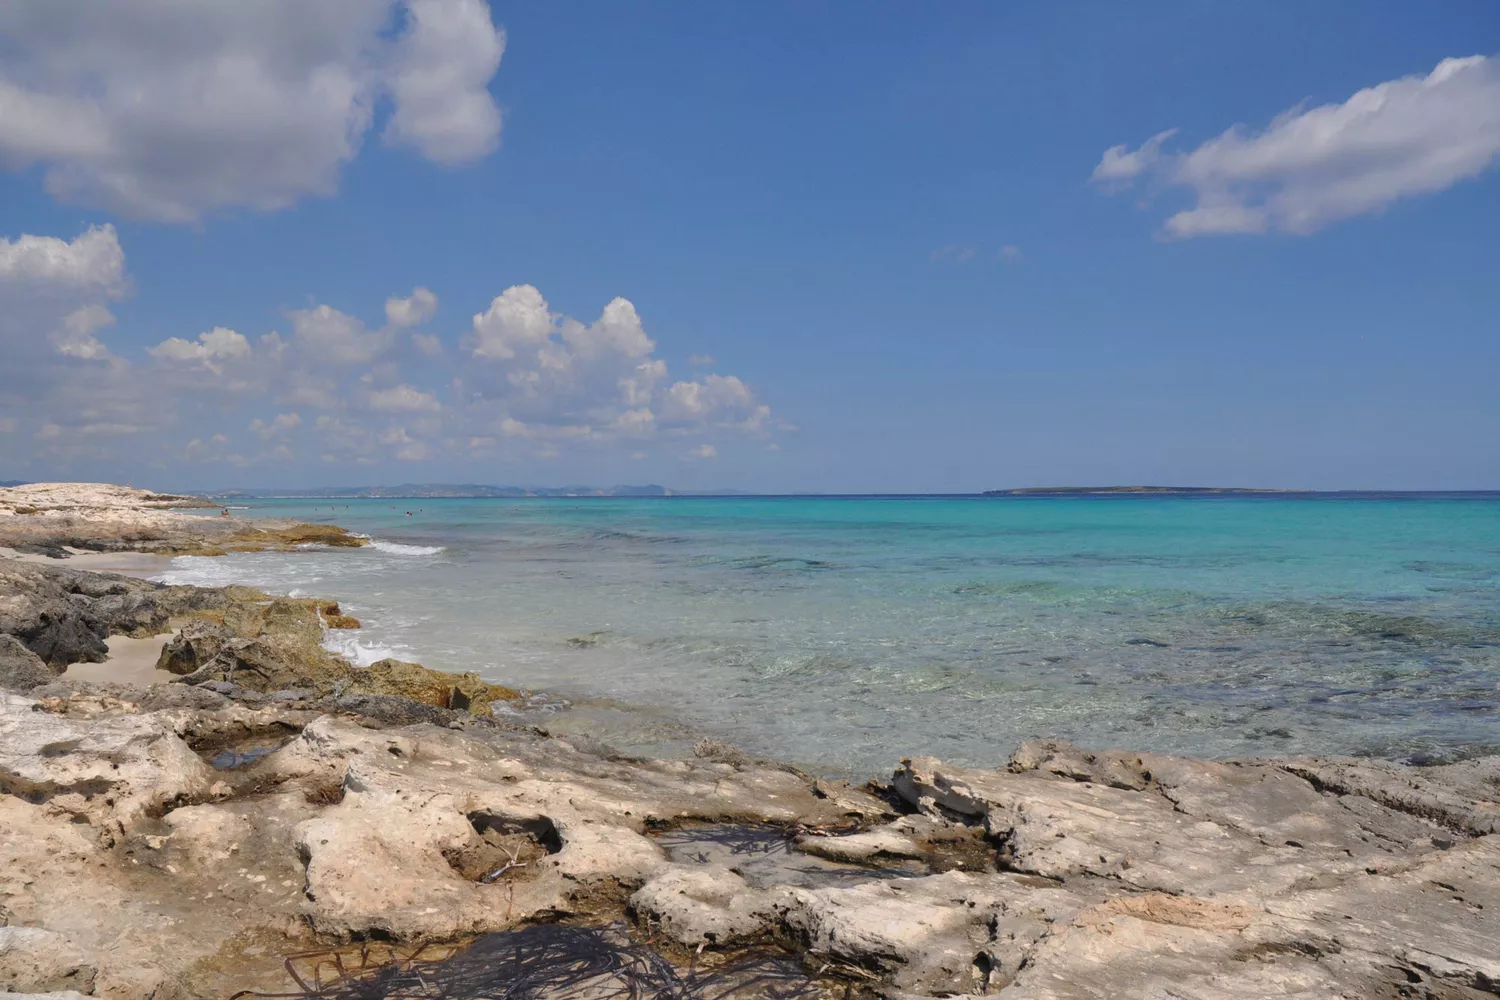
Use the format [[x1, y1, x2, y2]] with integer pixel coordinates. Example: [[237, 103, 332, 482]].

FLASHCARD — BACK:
[[62, 634, 176, 686], [0, 546, 172, 579]]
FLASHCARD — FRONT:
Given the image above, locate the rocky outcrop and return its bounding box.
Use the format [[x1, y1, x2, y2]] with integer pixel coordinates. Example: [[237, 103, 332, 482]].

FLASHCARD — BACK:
[[0, 635, 54, 692], [0, 481, 365, 555]]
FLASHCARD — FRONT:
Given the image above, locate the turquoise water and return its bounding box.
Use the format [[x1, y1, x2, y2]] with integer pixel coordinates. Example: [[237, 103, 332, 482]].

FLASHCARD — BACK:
[[158, 494, 1500, 776]]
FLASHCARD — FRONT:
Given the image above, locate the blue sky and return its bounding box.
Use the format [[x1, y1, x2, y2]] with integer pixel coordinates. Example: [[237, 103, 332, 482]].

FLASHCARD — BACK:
[[1, 1, 1497, 492]]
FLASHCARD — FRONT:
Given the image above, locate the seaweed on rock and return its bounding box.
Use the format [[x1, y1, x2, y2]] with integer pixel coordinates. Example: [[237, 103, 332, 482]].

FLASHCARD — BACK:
[[230, 923, 828, 1000]]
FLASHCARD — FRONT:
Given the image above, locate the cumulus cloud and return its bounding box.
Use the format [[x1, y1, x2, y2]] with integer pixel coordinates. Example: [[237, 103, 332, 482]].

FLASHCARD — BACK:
[[149, 326, 251, 370], [1093, 56, 1500, 237], [367, 384, 441, 412], [386, 286, 439, 327], [383, 0, 505, 164], [0, 225, 127, 295], [289, 305, 395, 366], [51, 305, 117, 360], [2, 226, 783, 475], [0, 0, 505, 223], [460, 285, 772, 449]]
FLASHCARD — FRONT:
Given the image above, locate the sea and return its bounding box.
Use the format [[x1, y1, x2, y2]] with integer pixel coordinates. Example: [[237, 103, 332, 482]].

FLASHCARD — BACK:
[[155, 493, 1500, 778]]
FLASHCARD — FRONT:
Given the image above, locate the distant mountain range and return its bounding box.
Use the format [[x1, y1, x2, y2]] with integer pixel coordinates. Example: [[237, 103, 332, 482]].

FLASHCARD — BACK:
[[207, 483, 747, 499]]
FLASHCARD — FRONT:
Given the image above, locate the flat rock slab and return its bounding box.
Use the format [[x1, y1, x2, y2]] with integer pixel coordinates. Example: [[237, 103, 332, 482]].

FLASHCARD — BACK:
[[2, 692, 1499, 997]]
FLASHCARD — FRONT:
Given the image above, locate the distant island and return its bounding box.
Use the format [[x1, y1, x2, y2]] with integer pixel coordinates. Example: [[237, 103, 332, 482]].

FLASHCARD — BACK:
[[983, 486, 1307, 496], [207, 483, 748, 499]]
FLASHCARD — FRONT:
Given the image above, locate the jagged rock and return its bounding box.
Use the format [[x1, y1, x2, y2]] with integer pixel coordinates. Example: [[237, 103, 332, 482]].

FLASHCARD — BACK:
[[0, 635, 54, 692], [0, 563, 109, 666], [155, 619, 233, 675], [345, 658, 518, 714], [178, 636, 343, 693]]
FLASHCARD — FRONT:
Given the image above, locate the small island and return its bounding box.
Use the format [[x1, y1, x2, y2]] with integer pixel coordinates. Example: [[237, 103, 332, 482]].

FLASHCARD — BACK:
[[984, 485, 1309, 496]]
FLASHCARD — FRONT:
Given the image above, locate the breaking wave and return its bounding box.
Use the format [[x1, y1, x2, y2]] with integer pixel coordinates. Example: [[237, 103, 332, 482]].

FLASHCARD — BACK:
[[368, 539, 445, 556], [321, 627, 407, 667]]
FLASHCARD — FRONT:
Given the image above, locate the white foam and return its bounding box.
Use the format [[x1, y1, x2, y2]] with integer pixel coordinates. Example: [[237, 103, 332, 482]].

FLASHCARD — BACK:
[[368, 539, 444, 556], [151, 555, 239, 587], [321, 628, 405, 667]]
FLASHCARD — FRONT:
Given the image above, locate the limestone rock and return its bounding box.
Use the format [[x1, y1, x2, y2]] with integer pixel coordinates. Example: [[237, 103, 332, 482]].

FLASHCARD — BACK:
[[629, 867, 777, 947], [0, 634, 54, 692], [155, 618, 232, 675], [345, 658, 518, 714], [0, 692, 214, 836], [0, 563, 109, 667], [0, 927, 97, 996]]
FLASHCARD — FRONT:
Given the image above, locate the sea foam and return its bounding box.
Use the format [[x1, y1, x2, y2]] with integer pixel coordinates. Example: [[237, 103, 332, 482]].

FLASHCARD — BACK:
[[368, 539, 445, 556], [321, 627, 406, 667]]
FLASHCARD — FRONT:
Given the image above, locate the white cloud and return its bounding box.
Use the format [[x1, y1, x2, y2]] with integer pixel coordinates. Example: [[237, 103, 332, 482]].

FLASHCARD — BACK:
[[470, 284, 554, 360], [0, 418, 16, 434], [411, 332, 444, 356], [149, 326, 251, 369], [250, 411, 302, 439], [51, 304, 116, 360], [1091, 129, 1178, 188], [0, 1, 505, 223], [289, 304, 394, 365], [560, 297, 654, 360], [1094, 56, 1500, 237], [3, 228, 783, 472], [687, 443, 717, 460], [661, 374, 754, 423], [386, 286, 439, 327], [367, 384, 441, 412], [1000, 244, 1022, 260], [383, 0, 505, 164], [0, 225, 126, 297], [687, 353, 715, 367]]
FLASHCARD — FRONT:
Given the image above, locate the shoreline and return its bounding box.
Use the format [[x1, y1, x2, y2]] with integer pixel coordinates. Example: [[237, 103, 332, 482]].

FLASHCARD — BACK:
[[1, 483, 1498, 998]]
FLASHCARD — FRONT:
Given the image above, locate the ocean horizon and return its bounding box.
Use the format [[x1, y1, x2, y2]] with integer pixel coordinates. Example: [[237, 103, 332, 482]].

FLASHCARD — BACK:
[[155, 492, 1500, 778]]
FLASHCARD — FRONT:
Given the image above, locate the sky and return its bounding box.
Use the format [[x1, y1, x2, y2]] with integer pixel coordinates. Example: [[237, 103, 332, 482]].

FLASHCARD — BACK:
[[1, 1, 1498, 493]]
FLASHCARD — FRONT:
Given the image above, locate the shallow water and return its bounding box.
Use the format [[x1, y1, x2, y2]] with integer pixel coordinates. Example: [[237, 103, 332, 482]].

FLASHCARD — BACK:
[[155, 494, 1500, 777]]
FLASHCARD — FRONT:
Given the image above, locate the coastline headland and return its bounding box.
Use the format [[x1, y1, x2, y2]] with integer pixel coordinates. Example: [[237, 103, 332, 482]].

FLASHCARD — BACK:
[[1, 483, 1496, 998]]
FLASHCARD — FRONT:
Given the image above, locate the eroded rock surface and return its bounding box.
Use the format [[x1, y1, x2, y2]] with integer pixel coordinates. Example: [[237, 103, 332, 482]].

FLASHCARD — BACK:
[[3, 677, 1498, 999]]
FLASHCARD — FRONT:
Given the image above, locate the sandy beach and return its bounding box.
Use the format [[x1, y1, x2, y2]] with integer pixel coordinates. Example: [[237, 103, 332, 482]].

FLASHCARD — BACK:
[[0, 546, 172, 579], [60, 634, 174, 685]]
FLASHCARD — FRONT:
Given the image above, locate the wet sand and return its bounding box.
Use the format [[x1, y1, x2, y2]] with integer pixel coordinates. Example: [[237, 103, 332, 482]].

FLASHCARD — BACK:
[[62, 634, 175, 685], [0, 546, 171, 579]]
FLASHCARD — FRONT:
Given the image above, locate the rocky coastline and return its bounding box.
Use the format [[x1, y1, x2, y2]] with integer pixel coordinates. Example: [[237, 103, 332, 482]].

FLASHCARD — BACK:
[[1, 485, 1497, 999]]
